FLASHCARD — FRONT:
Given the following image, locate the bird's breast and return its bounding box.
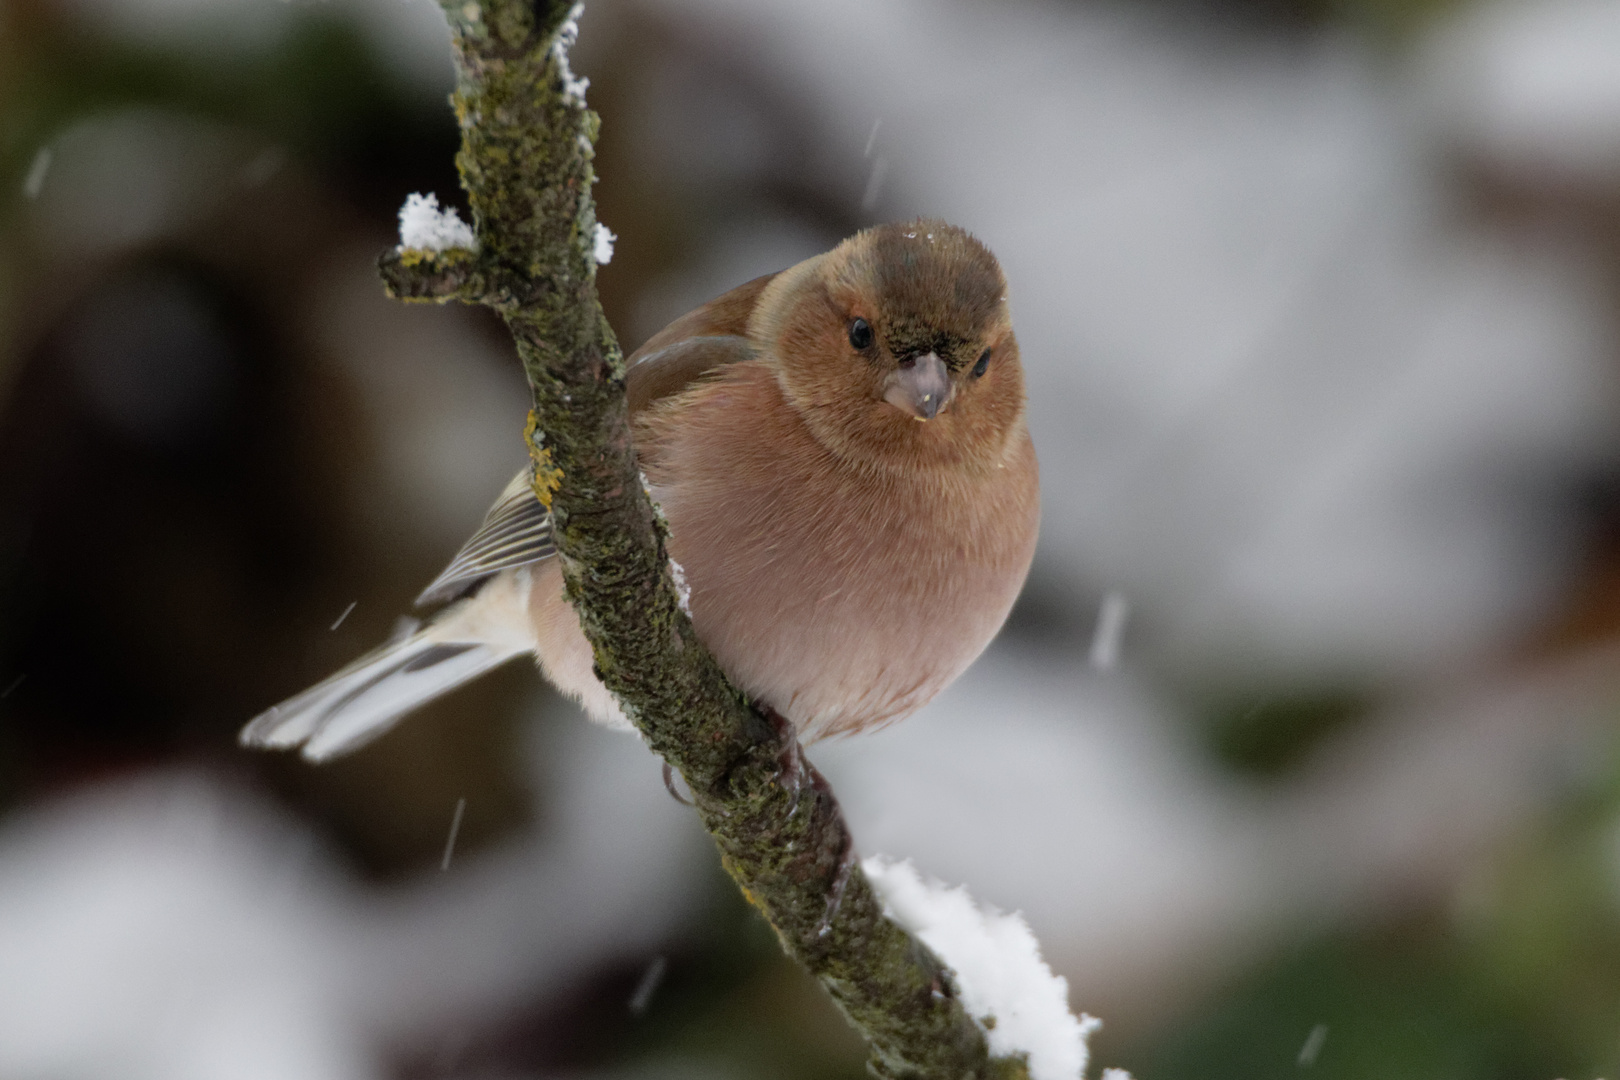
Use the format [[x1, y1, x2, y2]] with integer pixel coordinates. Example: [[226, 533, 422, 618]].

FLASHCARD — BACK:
[[635, 362, 1038, 740]]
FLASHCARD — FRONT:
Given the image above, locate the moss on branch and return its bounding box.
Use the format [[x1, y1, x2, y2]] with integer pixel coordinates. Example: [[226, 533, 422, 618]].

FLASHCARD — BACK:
[[381, 3, 1031, 1076]]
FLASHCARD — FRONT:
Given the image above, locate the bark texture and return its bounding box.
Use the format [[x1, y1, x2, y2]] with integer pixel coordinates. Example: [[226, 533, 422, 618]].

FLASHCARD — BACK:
[[380, 5, 1029, 1076]]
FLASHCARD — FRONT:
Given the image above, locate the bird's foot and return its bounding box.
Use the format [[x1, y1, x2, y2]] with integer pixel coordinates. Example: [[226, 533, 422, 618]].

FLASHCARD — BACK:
[[760, 706, 852, 935], [765, 706, 806, 806], [817, 828, 856, 939], [662, 761, 693, 806]]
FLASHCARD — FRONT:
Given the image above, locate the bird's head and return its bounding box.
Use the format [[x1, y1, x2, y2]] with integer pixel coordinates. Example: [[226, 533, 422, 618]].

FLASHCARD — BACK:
[[751, 219, 1026, 476]]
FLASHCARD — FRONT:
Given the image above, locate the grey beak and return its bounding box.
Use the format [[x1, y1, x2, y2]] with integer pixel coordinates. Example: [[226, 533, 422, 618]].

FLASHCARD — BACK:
[[884, 352, 952, 420]]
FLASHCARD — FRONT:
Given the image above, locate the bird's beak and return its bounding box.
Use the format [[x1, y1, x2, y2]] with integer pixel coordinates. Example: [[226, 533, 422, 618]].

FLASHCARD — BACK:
[[883, 352, 952, 420]]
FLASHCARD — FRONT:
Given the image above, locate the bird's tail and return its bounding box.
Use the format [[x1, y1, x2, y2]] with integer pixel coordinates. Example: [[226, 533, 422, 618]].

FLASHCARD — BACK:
[[240, 574, 536, 762]]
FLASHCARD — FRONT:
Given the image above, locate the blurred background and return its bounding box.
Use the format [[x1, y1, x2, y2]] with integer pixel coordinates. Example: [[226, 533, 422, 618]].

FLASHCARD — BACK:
[[4, 0, 1620, 1075]]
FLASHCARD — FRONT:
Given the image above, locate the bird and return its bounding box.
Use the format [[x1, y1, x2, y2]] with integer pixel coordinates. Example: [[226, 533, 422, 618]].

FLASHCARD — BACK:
[[241, 219, 1040, 762]]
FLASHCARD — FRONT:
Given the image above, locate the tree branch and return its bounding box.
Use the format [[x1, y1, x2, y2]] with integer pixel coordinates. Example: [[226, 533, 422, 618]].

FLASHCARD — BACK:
[[381, 4, 1028, 1076]]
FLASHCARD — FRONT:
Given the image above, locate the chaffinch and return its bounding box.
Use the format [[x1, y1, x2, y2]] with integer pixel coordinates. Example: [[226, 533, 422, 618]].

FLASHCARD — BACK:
[[243, 219, 1039, 761]]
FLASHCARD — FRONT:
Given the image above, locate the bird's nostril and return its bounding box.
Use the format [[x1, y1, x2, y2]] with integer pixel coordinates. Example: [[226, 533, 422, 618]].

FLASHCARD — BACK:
[[898, 356, 916, 369]]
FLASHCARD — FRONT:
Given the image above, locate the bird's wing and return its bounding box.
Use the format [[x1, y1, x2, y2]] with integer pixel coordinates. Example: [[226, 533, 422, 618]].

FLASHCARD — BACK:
[[628, 271, 775, 358], [413, 292, 768, 609], [416, 470, 555, 606], [625, 270, 774, 408], [626, 333, 756, 412]]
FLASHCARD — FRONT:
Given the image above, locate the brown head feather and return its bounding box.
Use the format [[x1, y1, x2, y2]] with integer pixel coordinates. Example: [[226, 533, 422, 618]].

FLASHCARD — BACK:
[[748, 219, 1025, 480]]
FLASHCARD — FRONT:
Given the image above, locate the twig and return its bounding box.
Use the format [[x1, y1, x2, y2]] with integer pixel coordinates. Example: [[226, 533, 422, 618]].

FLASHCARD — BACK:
[[379, 3, 1025, 1075]]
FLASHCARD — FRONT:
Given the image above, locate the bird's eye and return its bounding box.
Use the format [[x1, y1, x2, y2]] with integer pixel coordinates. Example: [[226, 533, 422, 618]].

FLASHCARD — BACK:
[[972, 348, 991, 378], [848, 318, 873, 350]]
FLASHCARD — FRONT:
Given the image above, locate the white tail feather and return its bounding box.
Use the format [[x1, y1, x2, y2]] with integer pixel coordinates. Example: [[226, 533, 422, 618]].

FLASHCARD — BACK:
[[240, 571, 538, 762]]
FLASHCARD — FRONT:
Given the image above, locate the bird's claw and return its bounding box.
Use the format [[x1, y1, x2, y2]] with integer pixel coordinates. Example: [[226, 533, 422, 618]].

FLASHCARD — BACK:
[[817, 834, 856, 939], [760, 705, 851, 936], [766, 707, 806, 807], [662, 761, 693, 806]]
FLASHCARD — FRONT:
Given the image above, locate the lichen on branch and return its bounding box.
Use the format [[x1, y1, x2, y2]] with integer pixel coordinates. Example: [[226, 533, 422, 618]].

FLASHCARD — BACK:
[[378, 2, 1031, 1076]]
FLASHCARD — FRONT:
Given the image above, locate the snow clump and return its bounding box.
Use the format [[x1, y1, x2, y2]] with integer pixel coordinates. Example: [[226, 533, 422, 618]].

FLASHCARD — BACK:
[[862, 855, 1097, 1080], [668, 558, 691, 616], [594, 222, 616, 264], [397, 193, 477, 254]]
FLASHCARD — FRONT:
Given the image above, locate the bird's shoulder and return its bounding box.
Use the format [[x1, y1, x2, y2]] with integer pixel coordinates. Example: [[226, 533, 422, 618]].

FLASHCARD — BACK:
[[625, 272, 777, 414]]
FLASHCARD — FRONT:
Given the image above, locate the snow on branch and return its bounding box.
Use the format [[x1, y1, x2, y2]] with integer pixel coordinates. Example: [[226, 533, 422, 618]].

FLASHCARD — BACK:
[[593, 221, 616, 264], [397, 192, 478, 254], [865, 856, 1099, 1080], [550, 2, 590, 107]]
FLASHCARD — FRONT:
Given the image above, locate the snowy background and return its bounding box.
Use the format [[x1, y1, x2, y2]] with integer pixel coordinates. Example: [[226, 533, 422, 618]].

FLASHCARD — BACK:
[[4, 0, 1620, 1076]]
